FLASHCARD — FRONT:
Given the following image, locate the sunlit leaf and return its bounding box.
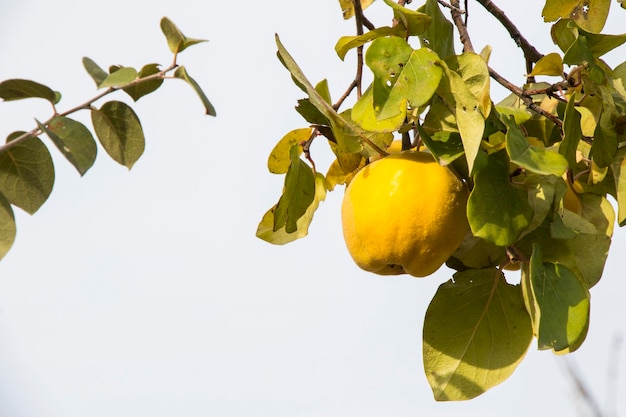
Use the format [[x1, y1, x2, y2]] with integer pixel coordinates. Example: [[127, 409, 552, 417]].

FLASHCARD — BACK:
[[0, 192, 15, 260], [273, 146, 316, 233], [502, 115, 568, 176], [91, 101, 144, 169], [352, 86, 406, 132], [0, 79, 58, 104], [611, 157, 626, 226], [467, 150, 532, 246], [0, 132, 54, 214], [382, 0, 431, 36], [267, 129, 312, 174], [276, 35, 366, 154], [98, 67, 138, 89], [338, 0, 375, 19], [257, 173, 326, 244], [423, 268, 532, 401], [418, 0, 455, 58], [528, 244, 590, 353], [325, 157, 364, 190], [38, 117, 97, 176], [160, 17, 207, 54], [335, 26, 404, 60], [366, 37, 442, 120], [542, 0, 610, 33], [528, 53, 564, 77], [123, 63, 164, 101], [174, 66, 216, 116], [552, 19, 626, 63]]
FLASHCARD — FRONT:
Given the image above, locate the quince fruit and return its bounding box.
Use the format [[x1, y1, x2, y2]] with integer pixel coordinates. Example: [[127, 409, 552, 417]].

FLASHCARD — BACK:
[[341, 150, 470, 277]]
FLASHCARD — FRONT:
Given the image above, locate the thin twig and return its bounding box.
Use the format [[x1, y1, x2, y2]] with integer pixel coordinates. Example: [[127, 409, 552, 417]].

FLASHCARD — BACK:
[[474, 0, 543, 79], [450, 0, 474, 53], [560, 358, 604, 417], [0, 63, 177, 155]]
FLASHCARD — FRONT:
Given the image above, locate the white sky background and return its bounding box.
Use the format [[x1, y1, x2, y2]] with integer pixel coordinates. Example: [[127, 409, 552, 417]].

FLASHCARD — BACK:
[[0, 1, 624, 416]]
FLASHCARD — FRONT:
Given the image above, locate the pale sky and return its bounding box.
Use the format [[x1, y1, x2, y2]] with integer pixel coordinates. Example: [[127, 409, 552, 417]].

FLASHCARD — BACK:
[[0, 1, 624, 416]]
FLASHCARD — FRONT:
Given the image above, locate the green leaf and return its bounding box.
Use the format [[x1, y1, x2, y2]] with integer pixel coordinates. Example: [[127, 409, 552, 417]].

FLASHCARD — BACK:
[[174, 66, 217, 116], [592, 99, 618, 168], [82, 57, 109, 86], [560, 95, 582, 167], [467, 150, 533, 246], [352, 85, 406, 132], [273, 146, 316, 233], [338, 0, 375, 19], [418, 0, 455, 58], [0, 132, 54, 214], [90, 101, 144, 169], [520, 174, 559, 239], [276, 35, 366, 154], [423, 268, 532, 401], [542, 0, 610, 33], [553, 19, 626, 63], [160, 17, 207, 54], [382, 0, 431, 36], [528, 52, 564, 77], [0, 79, 58, 104], [417, 123, 465, 165], [502, 115, 568, 176], [366, 37, 443, 120], [98, 67, 138, 89], [123, 63, 164, 101], [0, 193, 16, 261], [38, 117, 97, 176], [437, 57, 488, 173], [447, 235, 506, 270], [267, 128, 312, 174], [257, 172, 326, 244], [527, 244, 590, 353], [335, 26, 405, 60]]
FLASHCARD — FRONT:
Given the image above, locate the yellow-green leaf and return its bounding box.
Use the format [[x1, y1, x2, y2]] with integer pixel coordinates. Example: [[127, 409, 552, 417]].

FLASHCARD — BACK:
[[338, 0, 375, 19], [423, 268, 532, 400], [529, 52, 564, 77], [0, 193, 15, 260], [267, 129, 312, 174], [542, 0, 610, 33]]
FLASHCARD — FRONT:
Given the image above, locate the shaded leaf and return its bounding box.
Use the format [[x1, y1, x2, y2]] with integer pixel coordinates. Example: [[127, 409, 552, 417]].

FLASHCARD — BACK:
[[123, 63, 164, 101], [38, 117, 97, 176], [90, 101, 144, 169], [418, 0, 455, 58], [257, 173, 326, 244], [0, 132, 54, 214], [267, 128, 312, 174], [174, 66, 216, 116], [273, 146, 316, 233], [467, 150, 533, 246], [423, 268, 532, 401], [82, 57, 109, 86], [0, 193, 15, 261], [0, 79, 58, 104], [502, 115, 568, 176], [560, 95, 582, 167], [160, 17, 207, 54], [528, 244, 590, 353], [417, 123, 465, 165]]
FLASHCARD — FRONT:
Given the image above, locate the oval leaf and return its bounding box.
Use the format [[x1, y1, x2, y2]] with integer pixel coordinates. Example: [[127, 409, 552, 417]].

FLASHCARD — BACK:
[[267, 128, 312, 174], [0, 132, 54, 214], [91, 101, 145, 169], [39, 117, 97, 176], [98, 67, 138, 89], [0, 79, 58, 104], [423, 268, 533, 400]]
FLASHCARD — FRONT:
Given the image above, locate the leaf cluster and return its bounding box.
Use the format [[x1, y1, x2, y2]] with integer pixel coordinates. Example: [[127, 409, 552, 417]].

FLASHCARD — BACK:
[[258, 0, 626, 402], [0, 17, 214, 261]]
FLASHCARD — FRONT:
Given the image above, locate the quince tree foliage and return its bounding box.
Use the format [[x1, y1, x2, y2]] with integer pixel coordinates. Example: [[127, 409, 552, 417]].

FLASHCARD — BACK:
[[0, 18, 214, 261], [257, 0, 626, 401]]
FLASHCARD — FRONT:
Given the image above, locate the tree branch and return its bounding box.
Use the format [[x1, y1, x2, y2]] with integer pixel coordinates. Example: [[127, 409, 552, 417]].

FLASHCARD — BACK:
[[450, 0, 474, 53]]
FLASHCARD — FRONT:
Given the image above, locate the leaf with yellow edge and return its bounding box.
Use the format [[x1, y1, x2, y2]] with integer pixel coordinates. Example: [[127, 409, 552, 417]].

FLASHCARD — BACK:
[[529, 53, 564, 77], [257, 173, 326, 244], [423, 268, 532, 401], [267, 128, 312, 174], [542, 0, 610, 33], [338, 0, 375, 19]]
